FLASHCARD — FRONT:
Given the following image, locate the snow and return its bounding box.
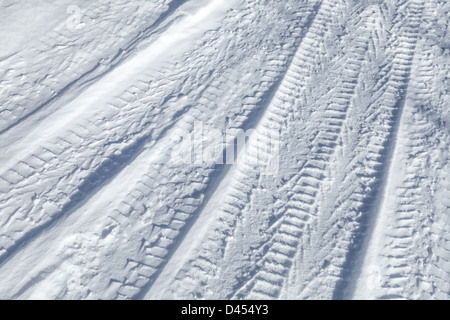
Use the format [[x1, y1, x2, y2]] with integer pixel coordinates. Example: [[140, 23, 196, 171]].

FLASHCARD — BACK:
[[0, 0, 449, 300], [0, 0, 85, 59]]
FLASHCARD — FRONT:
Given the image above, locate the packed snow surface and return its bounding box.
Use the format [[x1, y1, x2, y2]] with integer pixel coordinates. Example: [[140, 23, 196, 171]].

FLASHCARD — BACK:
[[0, 0, 449, 299]]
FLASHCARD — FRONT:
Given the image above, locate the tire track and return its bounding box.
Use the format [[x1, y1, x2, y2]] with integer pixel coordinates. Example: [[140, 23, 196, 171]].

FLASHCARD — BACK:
[[0, 0, 187, 136], [235, 1, 378, 300], [133, 0, 328, 300], [0, 0, 446, 300], [145, 0, 374, 300], [407, 2, 450, 299], [284, 0, 411, 299], [352, 0, 450, 298], [374, 46, 437, 299], [130, 0, 327, 300], [103, 2, 326, 300], [0, 0, 224, 268], [0, 70, 185, 267], [0, 0, 309, 299], [320, 0, 428, 299]]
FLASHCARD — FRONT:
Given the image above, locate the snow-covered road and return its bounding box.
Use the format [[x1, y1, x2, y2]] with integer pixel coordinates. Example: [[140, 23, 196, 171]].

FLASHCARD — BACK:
[[0, 0, 449, 299]]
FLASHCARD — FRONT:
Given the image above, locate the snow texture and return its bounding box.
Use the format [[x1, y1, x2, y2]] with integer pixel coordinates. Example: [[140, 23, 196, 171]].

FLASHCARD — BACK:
[[0, 0, 449, 300]]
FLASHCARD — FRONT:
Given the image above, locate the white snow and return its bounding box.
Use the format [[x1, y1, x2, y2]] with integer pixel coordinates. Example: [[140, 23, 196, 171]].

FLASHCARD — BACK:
[[0, 0, 449, 300]]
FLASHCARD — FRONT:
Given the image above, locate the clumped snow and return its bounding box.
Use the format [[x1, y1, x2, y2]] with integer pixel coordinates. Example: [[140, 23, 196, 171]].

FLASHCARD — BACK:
[[0, 0, 449, 300]]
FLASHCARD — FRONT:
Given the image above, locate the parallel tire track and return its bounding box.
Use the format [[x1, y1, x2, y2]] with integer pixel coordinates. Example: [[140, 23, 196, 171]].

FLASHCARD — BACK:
[[0, 1, 314, 299], [323, 0, 428, 299], [375, 44, 437, 299], [353, 0, 450, 298], [0, 0, 447, 300], [0, 0, 184, 135], [234, 0, 377, 300], [139, 0, 328, 300], [151, 0, 384, 300], [133, 0, 329, 300]]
